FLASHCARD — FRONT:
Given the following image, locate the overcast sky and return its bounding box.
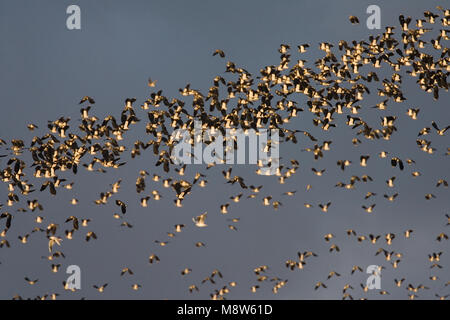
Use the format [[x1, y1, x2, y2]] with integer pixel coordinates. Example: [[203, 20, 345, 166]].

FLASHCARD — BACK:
[[0, 0, 448, 300]]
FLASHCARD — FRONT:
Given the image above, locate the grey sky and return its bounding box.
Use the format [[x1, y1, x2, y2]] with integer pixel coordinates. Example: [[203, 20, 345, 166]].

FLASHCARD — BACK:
[[0, 0, 448, 299]]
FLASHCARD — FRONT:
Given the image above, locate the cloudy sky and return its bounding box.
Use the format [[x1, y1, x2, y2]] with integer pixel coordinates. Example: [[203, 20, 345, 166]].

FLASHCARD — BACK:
[[0, 0, 448, 299]]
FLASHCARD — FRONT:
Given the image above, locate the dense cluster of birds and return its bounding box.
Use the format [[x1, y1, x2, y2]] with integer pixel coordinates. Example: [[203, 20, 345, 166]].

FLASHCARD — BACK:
[[0, 8, 449, 300]]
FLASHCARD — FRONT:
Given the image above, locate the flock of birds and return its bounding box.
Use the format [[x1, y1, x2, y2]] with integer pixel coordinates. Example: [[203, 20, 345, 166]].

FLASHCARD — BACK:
[[0, 8, 449, 300]]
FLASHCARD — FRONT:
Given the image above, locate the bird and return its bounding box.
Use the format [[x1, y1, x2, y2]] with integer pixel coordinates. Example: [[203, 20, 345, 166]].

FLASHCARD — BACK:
[[327, 271, 341, 279], [193, 212, 208, 227], [115, 200, 127, 214], [79, 96, 95, 104], [407, 108, 420, 120], [360, 155, 370, 167], [251, 285, 259, 293], [120, 267, 134, 276], [386, 177, 396, 188], [181, 268, 192, 276], [93, 284, 108, 293], [147, 78, 157, 87], [351, 266, 363, 275], [131, 284, 142, 291], [312, 168, 325, 176], [319, 202, 331, 212], [24, 277, 38, 285], [384, 193, 399, 202], [349, 16, 360, 24], [436, 179, 448, 187], [213, 49, 225, 58], [297, 43, 310, 53], [329, 244, 340, 252], [315, 282, 327, 290], [436, 233, 448, 241], [220, 204, 229, 214], [404, 229, 413, 238], [27, 124, 38, 131], [189, 285, 199, 293], [431, 121, 449, 135], [362, 204, 376, 213], [174, 224, 185, 233], [48, 236, 62, 252], [148, 254, 160, 264], [86, 231, 97, 242]]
